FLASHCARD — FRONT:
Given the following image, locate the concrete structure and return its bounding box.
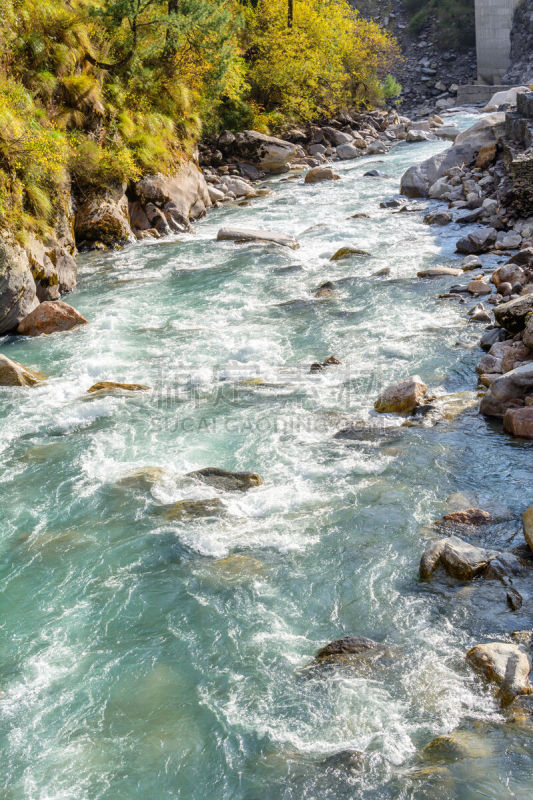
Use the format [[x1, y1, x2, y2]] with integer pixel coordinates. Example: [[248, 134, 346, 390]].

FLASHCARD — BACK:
[[475, 0, 522, 84]]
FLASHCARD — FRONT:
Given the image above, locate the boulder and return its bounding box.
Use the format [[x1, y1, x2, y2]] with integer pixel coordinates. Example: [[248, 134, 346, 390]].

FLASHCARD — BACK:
[[424, 211, 452, 226], [304, 167, 340, 183], [522, 506, 533, 552], [374, 376, 427, 414], [75, 184, 134, 246], [315, 636, 387, 662], [468, 279, 492, 296], [336, 143, 361, 160], [330, 246, 370, 261], [524, 315, 533, 349], [87, 381, 150, 393], [420, 536, 492, 581], [217, 228, 298, 249], [187, 467, 263, 492], [501, 341, 531, 373], [491, 263, 527, 290], [480, 362, 533, 417], [466, 642, 532, 701], [439, 508, 492, 526], [483, 86, 529, 112], [163, 498, 225, 521], [26, 230, 77, 301], [231, 130, 298, 172], [220, 176, 256, 199], [16, 300, 88, 337], [320, 126, 353, 146], [494, 294, 533, 333], [503, 407, 533, 438], [0, 241, 39, 334], [495, 232, 522, 250], [456, 228, 497, 255], [400, 114, 505, 198], [135, 161, 211, 225], [0, 354, 42, 387], [429, 178, 453, 199]]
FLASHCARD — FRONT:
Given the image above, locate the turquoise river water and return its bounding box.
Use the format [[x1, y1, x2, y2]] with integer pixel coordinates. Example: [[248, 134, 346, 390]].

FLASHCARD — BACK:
[[1, 114, 533, 799]]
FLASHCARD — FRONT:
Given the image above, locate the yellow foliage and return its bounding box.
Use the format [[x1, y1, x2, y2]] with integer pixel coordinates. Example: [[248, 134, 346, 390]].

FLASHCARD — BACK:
[[244, 0, 400, 123]]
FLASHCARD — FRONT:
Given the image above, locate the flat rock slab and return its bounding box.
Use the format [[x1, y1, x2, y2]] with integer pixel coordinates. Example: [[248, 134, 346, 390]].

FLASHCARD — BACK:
[[417, 268, 462, 278], [217, 228, 298, 248], [187, 467, 263, 492], [87, 381, 150, 393]]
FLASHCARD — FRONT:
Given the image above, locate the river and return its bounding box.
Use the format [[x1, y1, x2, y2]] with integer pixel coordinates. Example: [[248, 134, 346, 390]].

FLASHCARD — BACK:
[[1, 113, 533, 799]]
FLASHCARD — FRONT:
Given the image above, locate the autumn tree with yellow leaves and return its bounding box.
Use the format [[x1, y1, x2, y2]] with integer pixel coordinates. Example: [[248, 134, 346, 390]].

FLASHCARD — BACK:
[[0, 0, 399, 237]]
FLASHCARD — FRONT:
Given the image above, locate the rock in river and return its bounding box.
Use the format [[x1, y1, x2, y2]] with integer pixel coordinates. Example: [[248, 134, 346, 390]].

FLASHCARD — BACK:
[[17, 301, 88, 336], [503, 407, 533, 438], [494, 293, 533, 334], [480, 363, 533, 417], [316, 636, 388, 663], [187, 467, 263, 492], [0, 354, 43, 387], [522, 506, 533, 552], [419, 536, 492, 581], [439, 508, 492, 526], [466, 642, 532, 702], [374, 376, 427, 414], [163, 498, 225, 521], [304, 167, 340, 184], [330, 246, 370, 261], [87, 381, 150, 393], [217, 228, 298, 249]]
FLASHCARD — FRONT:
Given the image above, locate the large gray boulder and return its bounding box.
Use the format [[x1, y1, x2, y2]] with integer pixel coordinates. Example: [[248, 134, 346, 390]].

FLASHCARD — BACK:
[[231, 130, 299, 172], [75, 184, 134, 246], [480, 362, 533, 417], [135, 161, 212, 227], [494, 293, 533, 334], [419, 536, 492, 581], [400, 113, 505, 198], [0, 241, 39, 334]]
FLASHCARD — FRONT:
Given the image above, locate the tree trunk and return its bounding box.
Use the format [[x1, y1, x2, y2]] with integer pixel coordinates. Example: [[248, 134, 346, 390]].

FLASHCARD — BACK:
[[288, 0, 293, 28]]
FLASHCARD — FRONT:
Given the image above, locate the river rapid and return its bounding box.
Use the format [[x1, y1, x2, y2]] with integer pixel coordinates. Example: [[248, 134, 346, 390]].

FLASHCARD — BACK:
[[1, 113, 533, 800]]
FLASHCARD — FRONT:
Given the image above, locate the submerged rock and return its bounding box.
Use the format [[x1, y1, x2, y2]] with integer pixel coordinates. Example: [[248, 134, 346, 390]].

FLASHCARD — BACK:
[[374, 376, 427, 414], [116, 467, 166, 491], [422, 729, 494, 762], [466, 642, 532, 702], [217, 228, 298, 248], [315, 636, 387, 663], [320, 750, 366, 771], [187, 467, 263, 492], [17, 300, 88, 336], [87, 381, 150, 393], [0, 354, 43, 387], [163, 498, 225, 521], [330, 246, 370, 261]]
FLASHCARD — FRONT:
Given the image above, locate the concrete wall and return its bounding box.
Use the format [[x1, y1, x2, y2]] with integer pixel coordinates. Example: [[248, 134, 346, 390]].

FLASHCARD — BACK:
[[475, 0, 522, 84]]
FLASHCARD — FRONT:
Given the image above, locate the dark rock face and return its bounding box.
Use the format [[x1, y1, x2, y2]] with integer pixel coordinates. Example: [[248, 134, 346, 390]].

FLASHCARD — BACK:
[[505, 0, 533, 85], [316, 636, 387, 661]]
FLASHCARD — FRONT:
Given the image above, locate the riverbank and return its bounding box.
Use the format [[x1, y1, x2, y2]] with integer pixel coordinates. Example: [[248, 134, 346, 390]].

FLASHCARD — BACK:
[[1, 104, 533, 798]]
